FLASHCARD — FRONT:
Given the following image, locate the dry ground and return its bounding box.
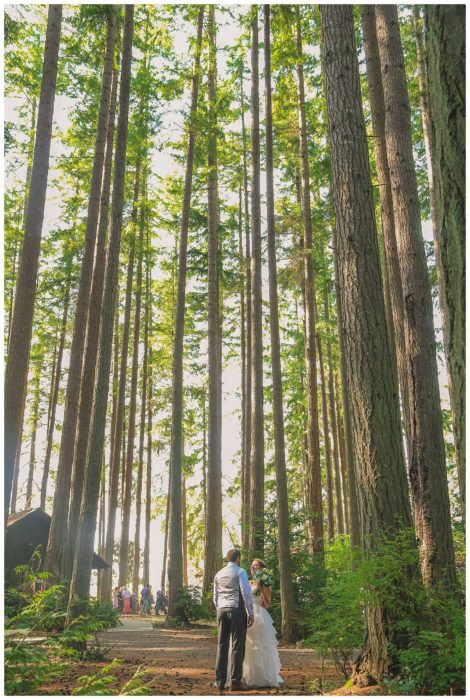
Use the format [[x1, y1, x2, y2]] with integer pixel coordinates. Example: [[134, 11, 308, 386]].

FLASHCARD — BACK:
[[39, 615, 351, 695]]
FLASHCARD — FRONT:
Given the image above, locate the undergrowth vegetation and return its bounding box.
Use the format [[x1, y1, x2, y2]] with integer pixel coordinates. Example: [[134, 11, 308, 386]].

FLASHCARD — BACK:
[[264, 521, 465, 695], [4, 574, 125, 695]]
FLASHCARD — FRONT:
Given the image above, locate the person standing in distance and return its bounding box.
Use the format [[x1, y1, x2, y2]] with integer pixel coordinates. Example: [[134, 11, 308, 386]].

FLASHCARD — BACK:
[[213, 549, 254, 692]]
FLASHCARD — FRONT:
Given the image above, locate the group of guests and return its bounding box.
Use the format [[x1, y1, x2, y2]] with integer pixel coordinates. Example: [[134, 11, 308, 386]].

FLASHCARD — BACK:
[[112, 585, 168, 616]]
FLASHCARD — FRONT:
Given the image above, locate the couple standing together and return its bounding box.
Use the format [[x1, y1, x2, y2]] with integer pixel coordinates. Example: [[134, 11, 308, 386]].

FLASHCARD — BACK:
[[213, 549, 283, 691]]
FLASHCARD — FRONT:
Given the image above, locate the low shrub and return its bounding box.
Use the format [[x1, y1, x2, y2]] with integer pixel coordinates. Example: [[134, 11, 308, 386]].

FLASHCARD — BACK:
[[169, 586, 211, 625]]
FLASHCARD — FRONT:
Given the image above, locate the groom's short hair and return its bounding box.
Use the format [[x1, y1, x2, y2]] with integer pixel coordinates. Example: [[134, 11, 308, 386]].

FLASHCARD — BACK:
[[226, 549, 241, 563]]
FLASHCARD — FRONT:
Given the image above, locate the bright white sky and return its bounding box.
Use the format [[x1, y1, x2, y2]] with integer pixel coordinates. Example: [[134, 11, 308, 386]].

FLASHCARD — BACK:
[[5, 4, 450, 595]]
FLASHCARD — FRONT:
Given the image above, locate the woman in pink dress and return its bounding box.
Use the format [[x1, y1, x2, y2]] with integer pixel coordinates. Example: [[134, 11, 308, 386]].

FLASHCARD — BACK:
[[122, 587, 132, 614]]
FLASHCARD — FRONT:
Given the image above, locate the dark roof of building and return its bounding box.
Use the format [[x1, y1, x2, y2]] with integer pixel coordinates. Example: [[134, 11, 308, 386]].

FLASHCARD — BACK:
[[7, 507, 110, 570], [8, 507, 49, 527]]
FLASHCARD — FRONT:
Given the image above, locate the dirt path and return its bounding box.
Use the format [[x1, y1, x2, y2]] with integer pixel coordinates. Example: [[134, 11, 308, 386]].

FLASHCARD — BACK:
[[85, 615, 343, 695]]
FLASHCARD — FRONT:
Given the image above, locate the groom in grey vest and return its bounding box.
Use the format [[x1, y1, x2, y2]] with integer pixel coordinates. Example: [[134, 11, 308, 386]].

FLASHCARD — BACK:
[[213, 549, 254, 692]]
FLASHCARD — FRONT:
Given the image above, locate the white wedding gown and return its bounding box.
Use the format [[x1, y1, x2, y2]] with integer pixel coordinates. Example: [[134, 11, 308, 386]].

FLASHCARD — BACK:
[[241, 584, 284, 688]]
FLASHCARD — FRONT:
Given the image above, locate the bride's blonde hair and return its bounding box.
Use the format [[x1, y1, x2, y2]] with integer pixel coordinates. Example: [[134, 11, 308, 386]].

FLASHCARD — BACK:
[[252, 558, 267, 569]]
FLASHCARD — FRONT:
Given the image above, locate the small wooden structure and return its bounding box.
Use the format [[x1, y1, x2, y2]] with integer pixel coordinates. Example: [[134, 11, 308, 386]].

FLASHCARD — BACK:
[[5, 507, 109, 583]]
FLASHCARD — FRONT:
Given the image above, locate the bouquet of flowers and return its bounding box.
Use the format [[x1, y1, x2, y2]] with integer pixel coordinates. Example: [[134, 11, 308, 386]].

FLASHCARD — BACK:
[[253, 570, 273, 588]]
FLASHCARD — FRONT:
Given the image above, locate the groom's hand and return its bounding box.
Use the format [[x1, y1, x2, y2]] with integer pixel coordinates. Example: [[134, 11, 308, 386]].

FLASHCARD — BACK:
[[247, 615, 254, 627]]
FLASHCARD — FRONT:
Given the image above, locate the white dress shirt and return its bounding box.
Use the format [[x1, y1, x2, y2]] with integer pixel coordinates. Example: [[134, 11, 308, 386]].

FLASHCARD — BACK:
[[213, 562, 254, 617]]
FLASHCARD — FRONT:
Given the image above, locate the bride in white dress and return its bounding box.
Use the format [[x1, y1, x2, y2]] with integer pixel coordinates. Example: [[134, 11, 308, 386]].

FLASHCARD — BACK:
[[242, 559, 284, 688]]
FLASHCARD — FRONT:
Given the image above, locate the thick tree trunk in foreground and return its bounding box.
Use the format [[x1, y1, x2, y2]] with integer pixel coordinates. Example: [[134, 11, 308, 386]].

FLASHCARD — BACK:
[[360, 4, 412, 465], [167, 6, 204, 616], [296, 8, 323, 557], [425, 4, 466, 524], [68, 5, 133, 617], [264, 5, 295, 642], [5, 5, 62, 524], [248, 5, 265, 561], [320, 5, 413, 681], [203, 5, 223, 595], [375, 5, 456, 587]]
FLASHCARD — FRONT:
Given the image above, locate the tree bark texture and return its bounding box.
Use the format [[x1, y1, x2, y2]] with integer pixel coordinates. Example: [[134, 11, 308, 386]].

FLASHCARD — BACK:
[[425, 4, 466, 524], [5, 4, 62, 524], [360, 4, 412, 466], [67, 60, 119, 578], [296, 8, 323, 556], [248, 5, 265, 561], [167, 6, 204, 616], [67, 5, 133, 617], [47, 10, 116, 578], [320, 4, 413, 680], [203, 5, 223, 595], [264, 4, 296, 642], [375, 5, 456, 587]]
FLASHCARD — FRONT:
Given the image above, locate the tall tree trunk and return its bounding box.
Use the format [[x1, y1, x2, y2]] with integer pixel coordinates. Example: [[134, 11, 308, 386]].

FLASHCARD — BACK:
[[248, 5, 265, 560], [320, 5, 414, 681], [97, 460, 106, 598], [375, 5, 456, 587], [240, 68, 252, 557], [25, 353, 43, 509], [161, 477, 170, 590], [202, 387, 207, 523], [68, 5, 133, 618], [109, 305, 121, 489], [5, 5, 62, 523], [143, 359, 153, 587], [45, 333, 58, 461], [7, 98, 38, 352], [47, 10, 116, 577], [67, 60, 119, 577], [325, 290, 345, 535], [238, 184, 247, 553], [336, 375, 350, 534], [133, 220, 150, 595], [425, 4, 465, 524], [182, 476, 188, 587], [42, 279, 69, 511], [102, 183, 136, 599], [332, 249, 360, 547], [295, 8, 323, 557], [120, 169, 144, 587], [360, 5, 412, 465], [318, 335, 335, 541], [203, 5, 223, 595], [167, 6, 204, 616], [264, 5, 295, 642]]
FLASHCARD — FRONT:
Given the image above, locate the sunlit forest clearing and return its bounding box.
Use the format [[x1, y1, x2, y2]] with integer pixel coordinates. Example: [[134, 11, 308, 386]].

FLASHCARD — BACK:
[[4, 3, 465, 696]]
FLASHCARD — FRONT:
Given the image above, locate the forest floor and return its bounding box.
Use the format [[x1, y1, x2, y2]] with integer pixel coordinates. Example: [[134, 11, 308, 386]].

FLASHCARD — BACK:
[[39, 615, 360, 695]]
